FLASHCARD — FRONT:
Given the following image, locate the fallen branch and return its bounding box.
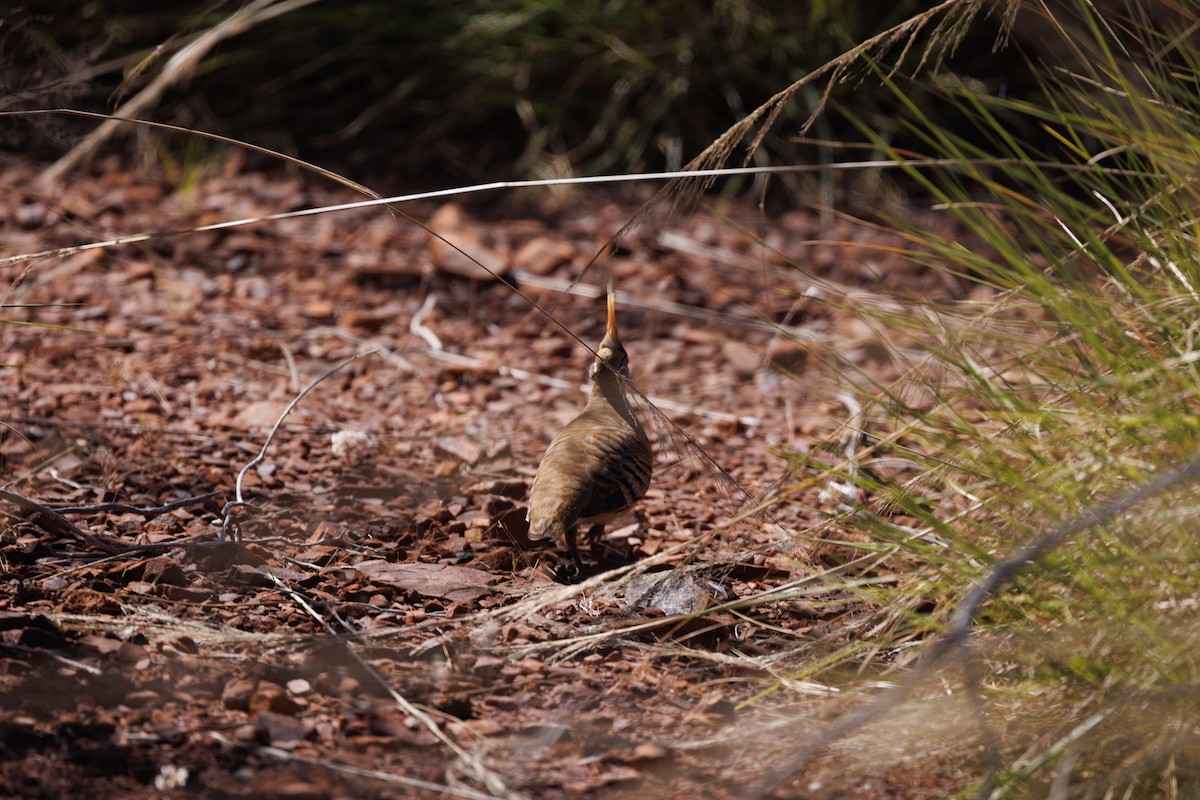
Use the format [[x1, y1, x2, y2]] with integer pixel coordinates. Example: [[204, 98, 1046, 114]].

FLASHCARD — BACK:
[[53, 493, 216, 517], [1, 488, 130, 554], [0, 488, 216, 556]]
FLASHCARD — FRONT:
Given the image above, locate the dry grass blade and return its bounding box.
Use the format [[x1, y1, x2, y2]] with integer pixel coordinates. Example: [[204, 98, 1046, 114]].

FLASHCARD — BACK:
[[0, 143, 985, 272], [45, 608, 300, 649], [43, 0, 321, 183], [593, 0, 1014, 256]]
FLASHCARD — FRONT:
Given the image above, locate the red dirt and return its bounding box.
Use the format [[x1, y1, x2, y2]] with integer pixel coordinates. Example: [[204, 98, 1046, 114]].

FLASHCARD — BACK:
[[1, 157, 983, 798]]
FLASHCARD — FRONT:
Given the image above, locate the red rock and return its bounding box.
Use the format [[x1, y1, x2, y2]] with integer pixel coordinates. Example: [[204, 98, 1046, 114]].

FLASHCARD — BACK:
[[303, 298, 335, 319], [427, 202, 510, 281], [515, 236, 576, 275]]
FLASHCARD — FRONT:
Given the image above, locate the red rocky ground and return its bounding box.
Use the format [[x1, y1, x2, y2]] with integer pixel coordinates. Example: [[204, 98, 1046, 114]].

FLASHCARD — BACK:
[[1, 156, 980, 798]]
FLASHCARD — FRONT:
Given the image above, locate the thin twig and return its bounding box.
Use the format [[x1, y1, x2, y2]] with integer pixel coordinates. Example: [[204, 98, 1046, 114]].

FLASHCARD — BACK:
[[512, 268, 814, 340], [53, 493, 216, 517], [942, 456, 1200, 653], [0, 488, 127, 554], [219, 349, 377, 541], [0, 487, 222, 557], [818, 392, 864, 512], [410, 293, 443, 351]]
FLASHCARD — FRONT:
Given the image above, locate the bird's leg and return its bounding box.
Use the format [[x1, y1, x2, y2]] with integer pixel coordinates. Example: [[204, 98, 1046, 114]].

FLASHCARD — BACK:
[[566, 526, 583, 572], [585, 523, 605, 544], [573, 524, 608, 571]]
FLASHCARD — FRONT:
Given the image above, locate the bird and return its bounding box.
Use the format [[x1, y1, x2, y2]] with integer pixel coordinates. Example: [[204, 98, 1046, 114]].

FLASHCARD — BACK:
[[526, 285, 653, 569]]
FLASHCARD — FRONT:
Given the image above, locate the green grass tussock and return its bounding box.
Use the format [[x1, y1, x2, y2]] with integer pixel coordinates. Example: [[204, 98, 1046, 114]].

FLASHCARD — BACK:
[[762, 1, 1200, 793]]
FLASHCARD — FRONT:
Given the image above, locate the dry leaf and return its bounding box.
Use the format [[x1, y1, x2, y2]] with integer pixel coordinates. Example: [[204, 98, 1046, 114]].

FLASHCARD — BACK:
[[357, 560, 496, 603]]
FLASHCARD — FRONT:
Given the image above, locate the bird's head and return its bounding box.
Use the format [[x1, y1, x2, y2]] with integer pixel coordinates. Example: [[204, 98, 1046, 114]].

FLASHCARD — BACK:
[[589, 285, 629, 380]]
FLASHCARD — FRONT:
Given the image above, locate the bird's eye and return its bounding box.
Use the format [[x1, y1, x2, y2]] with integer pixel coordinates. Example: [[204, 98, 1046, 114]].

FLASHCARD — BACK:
[[589, 349, 629, 379]]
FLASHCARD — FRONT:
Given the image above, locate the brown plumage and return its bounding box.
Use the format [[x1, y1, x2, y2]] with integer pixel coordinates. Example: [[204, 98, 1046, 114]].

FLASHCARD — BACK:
[[526, 286, 653, 567]]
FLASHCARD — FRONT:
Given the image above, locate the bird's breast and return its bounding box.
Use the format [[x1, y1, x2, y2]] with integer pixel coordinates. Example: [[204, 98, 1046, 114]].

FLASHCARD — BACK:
[[527, 403, 652, 540]]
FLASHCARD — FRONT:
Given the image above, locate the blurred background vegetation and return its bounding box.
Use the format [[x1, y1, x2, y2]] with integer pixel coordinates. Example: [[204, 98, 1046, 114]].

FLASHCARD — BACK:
[[4, 0, 1041, 189]]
